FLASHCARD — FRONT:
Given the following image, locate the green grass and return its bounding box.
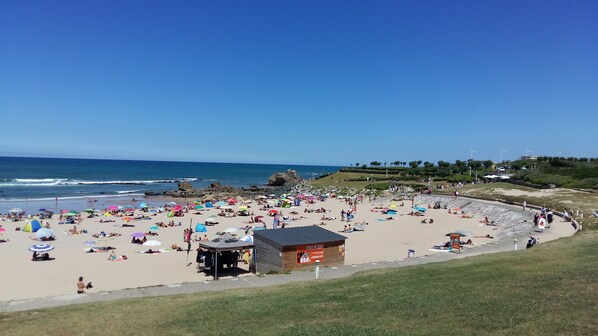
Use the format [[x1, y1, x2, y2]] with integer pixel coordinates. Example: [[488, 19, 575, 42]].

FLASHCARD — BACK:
[[2, 232, 597, 335]]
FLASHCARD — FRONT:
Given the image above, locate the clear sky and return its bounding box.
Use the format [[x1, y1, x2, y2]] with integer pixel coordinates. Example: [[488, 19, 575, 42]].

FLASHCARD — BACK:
[[1, 1, 597, 166]]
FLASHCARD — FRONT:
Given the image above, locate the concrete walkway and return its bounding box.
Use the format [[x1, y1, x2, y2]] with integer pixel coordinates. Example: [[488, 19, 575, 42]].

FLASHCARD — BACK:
[[0, 196, 576, 313]]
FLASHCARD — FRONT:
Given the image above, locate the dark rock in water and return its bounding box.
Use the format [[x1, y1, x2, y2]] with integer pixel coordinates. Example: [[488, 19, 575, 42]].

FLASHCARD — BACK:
[[178, 182, 194, 192], [268, 170, 301, 186], [208, 182, 222, 190], [144, 191, 162, 196]]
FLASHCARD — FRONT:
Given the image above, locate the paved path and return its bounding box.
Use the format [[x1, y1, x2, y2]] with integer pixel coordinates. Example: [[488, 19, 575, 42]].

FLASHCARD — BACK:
[[0, 196, 574, 313]]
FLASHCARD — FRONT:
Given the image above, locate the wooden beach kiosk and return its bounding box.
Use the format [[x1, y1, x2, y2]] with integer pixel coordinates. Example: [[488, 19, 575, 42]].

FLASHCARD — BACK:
[[253, 226, 347, 274]]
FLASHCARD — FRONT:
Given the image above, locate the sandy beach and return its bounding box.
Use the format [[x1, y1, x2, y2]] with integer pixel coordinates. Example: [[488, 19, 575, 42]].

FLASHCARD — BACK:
[[0, 193, 577, 302]]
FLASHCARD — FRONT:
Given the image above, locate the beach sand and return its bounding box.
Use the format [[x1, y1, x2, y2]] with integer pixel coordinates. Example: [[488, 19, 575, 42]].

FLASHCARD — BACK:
[[0, 195, 576, 301]]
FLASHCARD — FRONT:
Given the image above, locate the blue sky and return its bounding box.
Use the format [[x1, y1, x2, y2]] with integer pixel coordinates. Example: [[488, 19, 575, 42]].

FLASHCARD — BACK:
[[1, 1, 596, 166]]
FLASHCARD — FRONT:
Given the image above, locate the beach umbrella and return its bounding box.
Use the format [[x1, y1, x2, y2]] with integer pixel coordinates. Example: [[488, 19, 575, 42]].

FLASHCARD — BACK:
[[0, 228, 5, 232], [149, 209, 157, 213], [445, 232, 467, 237], [166, 212, 174, 218], [123, 217, 133, 222], [36, 228, 54, 240], [138, 202, 148, 208], [223, 227, 238, 233], [238, 205, 248, 211], [167, 202, 177, 206], [107, 205, 118, 211], [389, 204, 397, 208], [102, 212, 112, 217], [143, 240, 162, 247], [174, 205, 183, 211], [194, 205, 204, 210], [216, 201, 227, 207], [131, 232, 146, 237], [195, 223, 207, 232], [84, 241, 96, 247], [9, 208, 22, 214], [83, 209, 95, 213], [149, 226, 159, 231], [29, 244, 54, 252], [269, 209, 279, 214]]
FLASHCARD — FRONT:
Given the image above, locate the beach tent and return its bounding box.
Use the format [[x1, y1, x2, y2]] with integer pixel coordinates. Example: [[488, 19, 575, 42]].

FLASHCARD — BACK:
[[24, 220, 42, 233], [412, 206, 427, 213], [166, 212, 174, 218], [195, 223, 207, 232], [36, 228, 55, 240], [205, 202, 213, 208]]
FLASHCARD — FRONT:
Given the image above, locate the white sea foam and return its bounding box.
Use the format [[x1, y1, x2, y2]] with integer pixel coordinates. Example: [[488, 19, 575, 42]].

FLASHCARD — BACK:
[[0, 193, 146, 202], [0, 178, 197, 187]]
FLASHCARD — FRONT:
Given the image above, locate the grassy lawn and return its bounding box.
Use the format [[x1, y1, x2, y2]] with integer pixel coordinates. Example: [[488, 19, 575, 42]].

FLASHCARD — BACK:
[[2, 232, 597, 335]]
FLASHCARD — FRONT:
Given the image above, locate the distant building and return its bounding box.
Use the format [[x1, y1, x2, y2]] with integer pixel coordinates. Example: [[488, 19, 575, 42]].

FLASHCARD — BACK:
[[520, 155, 538, 161]]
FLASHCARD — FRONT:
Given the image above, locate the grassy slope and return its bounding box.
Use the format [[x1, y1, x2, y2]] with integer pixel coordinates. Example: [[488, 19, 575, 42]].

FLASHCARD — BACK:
[[2, 232, 597, 336]]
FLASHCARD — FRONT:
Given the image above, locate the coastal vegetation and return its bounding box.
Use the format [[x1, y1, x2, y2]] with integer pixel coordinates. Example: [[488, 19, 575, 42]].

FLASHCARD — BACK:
[[309, 156, 598, 230], [2, 231, 596, 335]]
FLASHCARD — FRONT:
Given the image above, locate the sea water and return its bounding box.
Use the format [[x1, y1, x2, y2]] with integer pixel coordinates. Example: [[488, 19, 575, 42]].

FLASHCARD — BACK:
[[0, 157, 339, 213]]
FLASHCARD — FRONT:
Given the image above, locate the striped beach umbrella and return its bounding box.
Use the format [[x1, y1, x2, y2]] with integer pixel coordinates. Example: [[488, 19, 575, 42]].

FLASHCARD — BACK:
[[29, 244, 54, 252]]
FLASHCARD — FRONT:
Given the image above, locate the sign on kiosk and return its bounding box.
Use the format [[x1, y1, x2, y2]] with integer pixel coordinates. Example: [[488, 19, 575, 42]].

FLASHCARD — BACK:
[[296, 244, 324, 264]]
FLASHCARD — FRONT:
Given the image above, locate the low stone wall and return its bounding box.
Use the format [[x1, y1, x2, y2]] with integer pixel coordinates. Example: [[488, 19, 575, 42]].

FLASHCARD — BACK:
[[414, 194, 581, 242]]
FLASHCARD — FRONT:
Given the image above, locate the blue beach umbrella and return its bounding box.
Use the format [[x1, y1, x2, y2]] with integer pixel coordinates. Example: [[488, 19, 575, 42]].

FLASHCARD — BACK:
[[29, 244, 54, 252], [139, 203, 148, 208], [149, 226, 159, 231]]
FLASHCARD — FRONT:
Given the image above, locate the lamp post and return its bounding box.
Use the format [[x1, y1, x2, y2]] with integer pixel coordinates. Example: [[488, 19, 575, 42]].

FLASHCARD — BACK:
[[500, 150, 506, 163]]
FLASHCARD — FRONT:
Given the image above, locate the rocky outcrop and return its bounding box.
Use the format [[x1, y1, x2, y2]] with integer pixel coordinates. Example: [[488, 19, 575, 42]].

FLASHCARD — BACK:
[[268, 169, 301, 186], [159, 180, 287, 200]]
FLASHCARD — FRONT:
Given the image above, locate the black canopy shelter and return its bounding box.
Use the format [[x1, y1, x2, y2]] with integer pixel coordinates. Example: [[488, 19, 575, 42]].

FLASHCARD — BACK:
[[198, 233, 254, 279]]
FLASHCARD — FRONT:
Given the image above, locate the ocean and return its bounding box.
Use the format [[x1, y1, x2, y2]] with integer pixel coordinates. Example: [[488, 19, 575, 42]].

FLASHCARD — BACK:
[[0, 157, 339, 213]]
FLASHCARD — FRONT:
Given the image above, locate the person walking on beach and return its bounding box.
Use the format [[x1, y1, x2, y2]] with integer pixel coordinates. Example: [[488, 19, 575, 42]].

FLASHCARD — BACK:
[[523, 201, 527, 211]]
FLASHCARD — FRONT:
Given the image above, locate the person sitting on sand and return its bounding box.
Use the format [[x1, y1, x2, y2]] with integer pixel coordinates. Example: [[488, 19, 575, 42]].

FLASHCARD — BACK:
[[108, 251, 117, 261]]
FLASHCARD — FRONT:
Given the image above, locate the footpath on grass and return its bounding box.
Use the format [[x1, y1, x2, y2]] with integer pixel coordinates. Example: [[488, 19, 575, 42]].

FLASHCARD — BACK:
[[0, 196, 579, 313]]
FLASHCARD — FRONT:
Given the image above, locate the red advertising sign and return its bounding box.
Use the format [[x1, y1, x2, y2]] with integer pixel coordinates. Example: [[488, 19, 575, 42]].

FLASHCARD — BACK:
[[296, 244, 324, 264]]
